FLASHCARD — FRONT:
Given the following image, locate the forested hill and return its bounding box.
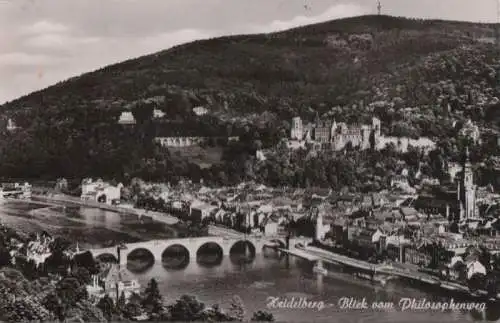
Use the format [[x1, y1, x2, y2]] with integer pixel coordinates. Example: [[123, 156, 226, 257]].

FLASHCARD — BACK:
[[1, 15, 500, 183]]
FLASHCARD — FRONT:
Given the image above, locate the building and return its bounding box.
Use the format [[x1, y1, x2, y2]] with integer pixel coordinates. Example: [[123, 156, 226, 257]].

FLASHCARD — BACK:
[[118, 111, 136, 125], [314, 205, 332, 241], [466, 260, 486, 279], [154, 136, 207, 147], [193, 106, 208, 116], [458, 119, 481, 145], [55, 178, 68, 192], [263, 216, 279, 236], [6, 118, 17, 132], [291, 117, 303, 140], [153, 109, 166, 119], [25, 232, 53, 267], [289, 115, 379, 150], [290, 115, 435, 153], [457, 147, 477, 222], [403, 245, 432, 266], [87, 264, 141, 302], [448, 162, 462, 181], [189, 201, 217, 222], [330, 218, 349, 246], [81, 178, 122, 205]]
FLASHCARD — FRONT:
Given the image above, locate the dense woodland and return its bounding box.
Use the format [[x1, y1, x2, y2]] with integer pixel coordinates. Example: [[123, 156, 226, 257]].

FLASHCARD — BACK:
[[1, 15, 500, 188]]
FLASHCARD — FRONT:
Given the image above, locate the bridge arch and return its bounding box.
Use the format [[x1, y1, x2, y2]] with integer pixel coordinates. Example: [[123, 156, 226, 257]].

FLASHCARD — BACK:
[[162, 244, 190, 269], [196, 242, 224, 266], [229, 240, 256, 257], [126, 247, 155, 273]]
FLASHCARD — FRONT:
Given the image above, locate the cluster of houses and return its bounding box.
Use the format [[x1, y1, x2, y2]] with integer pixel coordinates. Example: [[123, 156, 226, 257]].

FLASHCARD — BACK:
[[314, 199, 494, 280], [0, 182, 32, 199]]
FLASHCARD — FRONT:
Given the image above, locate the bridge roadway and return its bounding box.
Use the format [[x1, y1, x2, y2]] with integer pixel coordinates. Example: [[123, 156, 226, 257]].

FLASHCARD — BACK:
[[89, 235, 310, 266]]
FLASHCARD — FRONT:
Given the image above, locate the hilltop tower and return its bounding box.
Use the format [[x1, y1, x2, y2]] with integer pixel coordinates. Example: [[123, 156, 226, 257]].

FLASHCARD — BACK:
[[377, 1, 382, 15], [457, 146, 476, 221], [291, 117, 303, 140]]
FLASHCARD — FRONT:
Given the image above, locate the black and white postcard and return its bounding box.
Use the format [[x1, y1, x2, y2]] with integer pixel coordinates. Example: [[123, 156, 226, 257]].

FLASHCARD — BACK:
[[0, 0, 499, 322]]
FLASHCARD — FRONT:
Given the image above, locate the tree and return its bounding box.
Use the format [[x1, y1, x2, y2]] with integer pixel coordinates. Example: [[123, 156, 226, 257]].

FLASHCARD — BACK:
[[251, 310, 275, 322], [123, 292, 142, 319], [56, 277, 86, 308], [72, 251, 99, 275], [0, 246, 11, 268], [97, 294, 115, 321], [203, 304, 231, 321], [71, 267, 91, 285], [228, 295, 246, 321], [142, 278, 163, 314], [2, 297, 54, 322], [42, 292, 65, 321], [117, 291, 126, 313], [123, 301, 142, 319], [168, 295, 205, 321]]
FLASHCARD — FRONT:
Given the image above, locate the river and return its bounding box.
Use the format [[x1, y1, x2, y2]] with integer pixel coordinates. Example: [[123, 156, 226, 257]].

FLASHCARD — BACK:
[[0, 199, 497, 322]]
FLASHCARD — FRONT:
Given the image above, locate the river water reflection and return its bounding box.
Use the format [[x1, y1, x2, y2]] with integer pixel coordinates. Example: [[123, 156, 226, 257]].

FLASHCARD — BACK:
[[0, 200, 496, 322]]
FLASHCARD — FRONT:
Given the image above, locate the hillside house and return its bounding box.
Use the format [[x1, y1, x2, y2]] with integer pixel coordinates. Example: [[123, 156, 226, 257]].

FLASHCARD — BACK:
[[6, 118, 17, 132], [193, 106, 208, 116], [153, 109, 166, 119], [118, 111, 136, 125]]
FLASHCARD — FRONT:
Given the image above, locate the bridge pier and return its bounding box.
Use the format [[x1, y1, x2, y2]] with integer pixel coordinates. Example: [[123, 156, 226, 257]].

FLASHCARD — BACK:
[[119, 254, 127, 266]]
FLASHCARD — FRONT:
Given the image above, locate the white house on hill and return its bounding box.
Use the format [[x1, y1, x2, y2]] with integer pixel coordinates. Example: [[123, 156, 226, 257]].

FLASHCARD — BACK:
[[118, 111, 136, 125], [6, 118, 17, 132], [153, 109, 166, 119], [193, 106, 208, 116]]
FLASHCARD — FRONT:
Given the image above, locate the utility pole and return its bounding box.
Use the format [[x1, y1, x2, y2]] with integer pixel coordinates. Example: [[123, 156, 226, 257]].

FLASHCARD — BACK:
[[377, 1, 382, 15]]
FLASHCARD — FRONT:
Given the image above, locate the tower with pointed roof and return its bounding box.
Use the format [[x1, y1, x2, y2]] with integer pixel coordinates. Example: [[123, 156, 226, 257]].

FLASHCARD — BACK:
[[457, 146, 476, 221]]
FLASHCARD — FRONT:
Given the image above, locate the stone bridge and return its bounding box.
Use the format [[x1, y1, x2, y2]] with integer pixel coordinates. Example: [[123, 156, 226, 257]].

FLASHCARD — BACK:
[[89, 236, 309, 266]]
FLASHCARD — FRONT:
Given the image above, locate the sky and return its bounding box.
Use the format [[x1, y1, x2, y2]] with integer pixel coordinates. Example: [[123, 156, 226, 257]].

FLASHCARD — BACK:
[[0, 0, 498, 104]]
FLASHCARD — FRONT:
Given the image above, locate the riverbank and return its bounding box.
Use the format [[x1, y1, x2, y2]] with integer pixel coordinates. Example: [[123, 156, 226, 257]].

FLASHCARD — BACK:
[[32, 194, 180, 225], [296, 245, 498, 302]]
